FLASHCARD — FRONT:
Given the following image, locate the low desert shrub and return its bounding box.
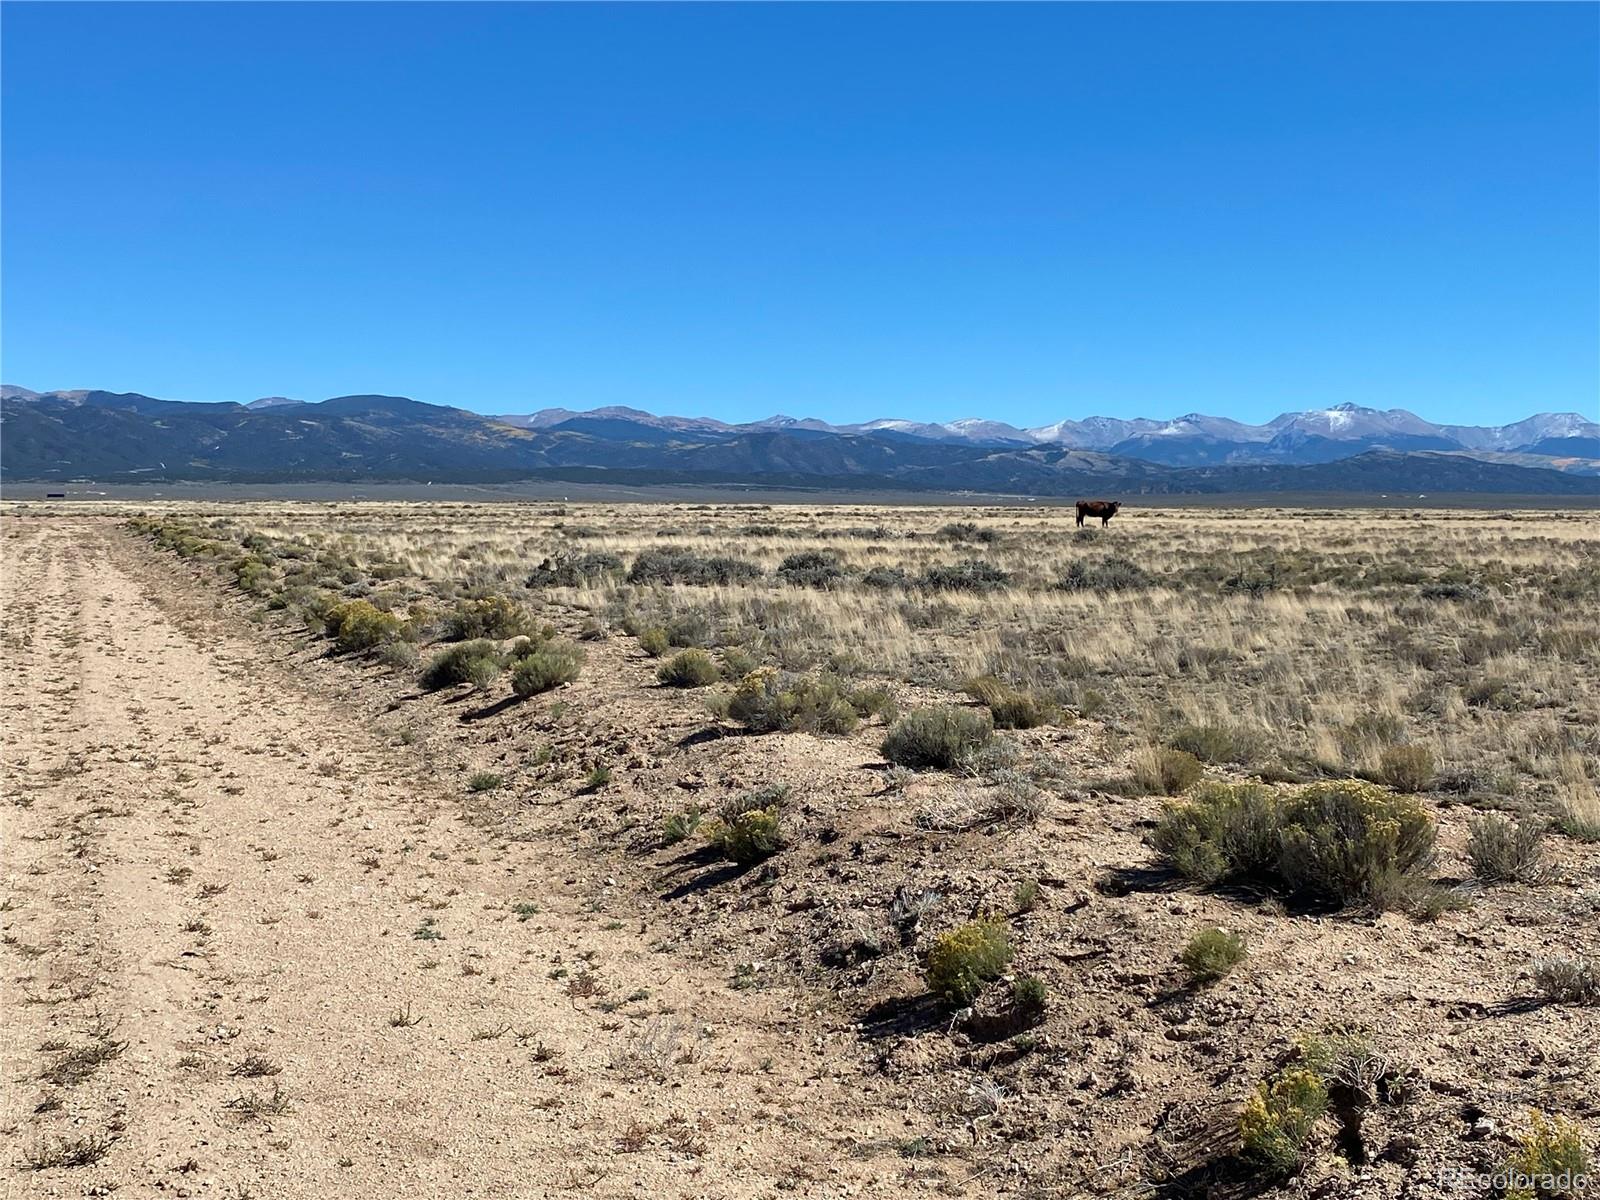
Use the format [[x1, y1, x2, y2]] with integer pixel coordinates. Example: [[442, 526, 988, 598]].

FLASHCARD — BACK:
[[1239, 1034, 1402, 1179], [1420, 579, 1487, 602], [1275, 781, 1436, 908], [918, 559, 1011, 592], [1013, 878, 1041, 912], [1531, 957, 1599, 1006], [1134, 747, 1204, 796], [638, 626, 670, 657], [1181, 927, 1247, 984], [657, 649, 720, 688], [137, 518, 224, 560], [846, 684, 899, 723], [963, 676, 1059, 729], [1057, 556, 1153, 592], [1467, 814, 1547, 884], [1240, 1068, 1329, 1177], [725, 668, 860, 735], [375, 640, 420, 673], [1501, 1111, 1591, 1200], [936, 521, 999, 544], [924, 918, 1013, 1006], [465, 657, 503, 692], [715, 783, 790, 825], [232, 556, 273, 594], [717, 645, 758, 678], [1152, 780, 1436, 911], [661, 805, 702, 846], [420, 640, 503, 691], [988, 769, 1047, 821], [325, 599, 404, 653], [882, 706, 994, 770], [297, 593, 339, 635], [442, 594, 532, 640], [914, 778, 1041, 831], [505, 631, 548, 658], [1169, 721, 1265, 765], [706, 806, 784, 865], [663, 610, 712, 648], [524, 551, 623, 588], [1410, 882, 1474, 921], [1009, 974, 1048, 1024], [628, 548, 761, 586], [1221, 565, 1283, 598], [1377, 744, 1435, 792], [776, 550, 847, 588], [861, 565, 909, 590], [510, 640, 584, 697], [1151, 782, 1283, 885], [21, 1132, 117, 1170]]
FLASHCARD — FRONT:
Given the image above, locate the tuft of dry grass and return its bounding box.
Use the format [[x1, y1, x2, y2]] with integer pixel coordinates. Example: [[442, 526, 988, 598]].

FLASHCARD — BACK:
[[229, 1053, 283, 1078], [22, 1131, 117, 1170], [224, 1082, 292, 1120], [1532, 957, 1600, 1005], [1556, 753, 1600, 840], [40, 1031, 127, 1087]]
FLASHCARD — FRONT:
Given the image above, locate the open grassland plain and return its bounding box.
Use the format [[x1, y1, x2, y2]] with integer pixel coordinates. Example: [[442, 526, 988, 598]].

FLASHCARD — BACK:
[[3, 500, 1597, 1199]]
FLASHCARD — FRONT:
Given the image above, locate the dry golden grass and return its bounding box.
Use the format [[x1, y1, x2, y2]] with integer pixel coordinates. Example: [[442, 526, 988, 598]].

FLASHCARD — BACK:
[[110, 499, 1600, 814]]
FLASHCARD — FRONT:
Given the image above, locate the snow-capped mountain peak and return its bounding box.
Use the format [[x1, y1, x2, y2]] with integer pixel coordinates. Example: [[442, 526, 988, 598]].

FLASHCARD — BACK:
[[11, 382, 1595, 470]]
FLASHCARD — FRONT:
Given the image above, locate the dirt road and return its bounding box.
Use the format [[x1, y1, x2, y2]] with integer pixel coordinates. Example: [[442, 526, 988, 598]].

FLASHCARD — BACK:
[[1, 520, 935, 1198]]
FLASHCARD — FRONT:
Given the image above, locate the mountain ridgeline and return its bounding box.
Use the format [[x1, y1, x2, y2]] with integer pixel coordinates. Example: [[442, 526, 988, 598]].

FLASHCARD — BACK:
[[3, 386, 1596, 495]]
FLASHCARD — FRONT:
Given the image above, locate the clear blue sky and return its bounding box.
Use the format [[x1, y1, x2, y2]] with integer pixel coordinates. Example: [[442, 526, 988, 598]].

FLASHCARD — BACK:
[[3, 2, 1596, 427]]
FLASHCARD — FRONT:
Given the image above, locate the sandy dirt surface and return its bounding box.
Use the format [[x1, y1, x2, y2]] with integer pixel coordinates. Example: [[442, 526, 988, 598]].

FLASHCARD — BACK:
[[1, 519, 941, 1199]]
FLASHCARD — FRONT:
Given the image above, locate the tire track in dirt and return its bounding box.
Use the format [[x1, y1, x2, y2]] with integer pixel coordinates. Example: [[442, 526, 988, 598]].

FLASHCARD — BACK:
[[3, 519, 945, 1199]]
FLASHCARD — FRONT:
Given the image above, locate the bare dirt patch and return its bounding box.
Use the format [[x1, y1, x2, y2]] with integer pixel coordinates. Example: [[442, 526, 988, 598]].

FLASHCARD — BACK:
[[2, 518, 928, 1198]]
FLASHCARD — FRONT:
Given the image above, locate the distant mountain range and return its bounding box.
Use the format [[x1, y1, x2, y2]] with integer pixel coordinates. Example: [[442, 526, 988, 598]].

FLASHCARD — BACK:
[[493, 401, 1600, 466], [3, 385, 1596, 495]]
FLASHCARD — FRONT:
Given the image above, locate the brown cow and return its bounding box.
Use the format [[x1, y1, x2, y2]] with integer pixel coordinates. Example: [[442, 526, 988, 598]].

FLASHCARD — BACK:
[[1075, 499, 1121, 528]]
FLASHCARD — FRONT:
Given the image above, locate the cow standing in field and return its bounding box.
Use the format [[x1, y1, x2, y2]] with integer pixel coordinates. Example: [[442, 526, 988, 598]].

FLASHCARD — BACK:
[[1075, 499, 1121, 527]]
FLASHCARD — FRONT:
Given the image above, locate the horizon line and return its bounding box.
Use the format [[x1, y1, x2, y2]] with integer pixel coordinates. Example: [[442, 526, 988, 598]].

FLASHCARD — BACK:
[[3, 383, 1591, 433]]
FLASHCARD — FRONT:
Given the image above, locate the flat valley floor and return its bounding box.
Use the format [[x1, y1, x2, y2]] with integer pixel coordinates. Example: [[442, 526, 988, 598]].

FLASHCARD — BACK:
[[3, 507, 1597, 1199]]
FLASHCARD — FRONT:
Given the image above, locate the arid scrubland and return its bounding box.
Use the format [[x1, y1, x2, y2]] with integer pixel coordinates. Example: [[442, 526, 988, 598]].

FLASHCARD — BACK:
[[151, 500, 1600, 812], [6, 500, 1598, 1198]]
